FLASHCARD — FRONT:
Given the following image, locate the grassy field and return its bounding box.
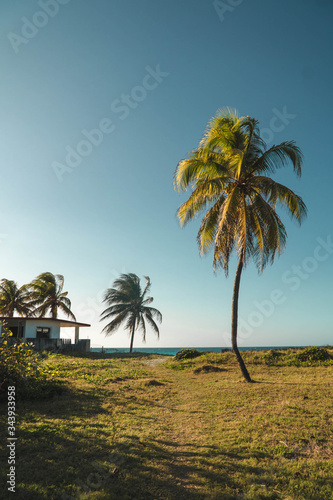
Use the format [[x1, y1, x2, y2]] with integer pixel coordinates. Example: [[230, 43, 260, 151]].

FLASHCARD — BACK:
[[1, 349, 332, 499]]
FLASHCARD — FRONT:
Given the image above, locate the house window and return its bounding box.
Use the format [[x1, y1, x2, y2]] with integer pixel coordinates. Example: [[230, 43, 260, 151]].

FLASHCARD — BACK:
[[36, 327, 50, 339]]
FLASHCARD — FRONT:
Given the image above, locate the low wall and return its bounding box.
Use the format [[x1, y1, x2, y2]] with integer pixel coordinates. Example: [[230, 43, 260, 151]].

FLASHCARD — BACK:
[[1, 336, 91, 353], [62, 339, 91, 353], [25, 338, 90, 352]]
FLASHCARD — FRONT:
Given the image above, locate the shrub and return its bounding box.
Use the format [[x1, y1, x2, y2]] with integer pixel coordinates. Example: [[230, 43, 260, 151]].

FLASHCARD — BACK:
[[174, 349, 203, 361], [0, 330, 41, 385], [295, 346, 331, 363], [0, 329, 65, 399], [193, 364, 226, 374], [199, 351, 233, 365], [262, 349, 285, 365]]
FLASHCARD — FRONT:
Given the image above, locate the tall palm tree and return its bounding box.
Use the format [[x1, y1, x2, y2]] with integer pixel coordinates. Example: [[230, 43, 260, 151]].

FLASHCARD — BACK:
[[0, 279, 32, 317], [174, 109, 307, 382], [29, 272, 76, 320], [100, 273, 162, 353]]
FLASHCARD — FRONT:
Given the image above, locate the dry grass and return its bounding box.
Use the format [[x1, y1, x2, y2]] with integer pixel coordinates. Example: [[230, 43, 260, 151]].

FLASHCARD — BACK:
[[0, 350, 332, 499]]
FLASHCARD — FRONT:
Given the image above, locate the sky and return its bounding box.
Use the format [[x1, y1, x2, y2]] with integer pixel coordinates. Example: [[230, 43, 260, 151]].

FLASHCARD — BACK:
[[0, 0, 332, 349]]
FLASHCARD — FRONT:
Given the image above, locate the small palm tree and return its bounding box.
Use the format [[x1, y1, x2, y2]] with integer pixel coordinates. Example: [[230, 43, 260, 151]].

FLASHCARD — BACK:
[[28, 272, 76, 320], [0, 279, 32, 317], [174, 109, 307, 382], [100, 273, 162, 353]]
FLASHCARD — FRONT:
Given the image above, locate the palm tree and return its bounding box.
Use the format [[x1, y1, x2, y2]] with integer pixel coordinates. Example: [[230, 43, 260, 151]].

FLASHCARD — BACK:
[[100, 273, 162, 353], [0, 279, 32, 317], [28, 272, 76, 320], [174, 109, 307, 382]]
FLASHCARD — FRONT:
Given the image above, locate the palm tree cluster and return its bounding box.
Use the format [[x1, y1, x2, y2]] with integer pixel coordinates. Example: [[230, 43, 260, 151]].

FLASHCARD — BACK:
[[174, 109, 307, 382], [2, 110, 306, 369], [0, 272, 76, 320]]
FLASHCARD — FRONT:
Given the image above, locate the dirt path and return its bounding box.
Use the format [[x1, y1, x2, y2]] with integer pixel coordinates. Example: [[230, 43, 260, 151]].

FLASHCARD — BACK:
[[143, 356, 171, 366]]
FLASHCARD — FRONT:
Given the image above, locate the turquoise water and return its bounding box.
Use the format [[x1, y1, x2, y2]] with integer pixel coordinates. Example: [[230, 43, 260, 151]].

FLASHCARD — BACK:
[[90, 346, 305, 356]]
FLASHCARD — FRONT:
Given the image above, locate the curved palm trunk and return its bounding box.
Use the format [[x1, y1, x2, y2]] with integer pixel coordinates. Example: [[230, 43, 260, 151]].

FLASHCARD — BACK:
[[129, 322, 136, 353], [231, 256, 252, 383]]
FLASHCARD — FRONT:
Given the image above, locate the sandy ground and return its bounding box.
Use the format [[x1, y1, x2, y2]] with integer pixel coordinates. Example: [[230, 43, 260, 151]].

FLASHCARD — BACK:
[[144, 356, 171, 366]]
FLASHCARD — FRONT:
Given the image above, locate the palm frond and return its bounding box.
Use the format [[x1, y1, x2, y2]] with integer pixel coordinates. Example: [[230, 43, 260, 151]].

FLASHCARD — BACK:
[[174, 109, 307, 275], [177, 179, 225, 227], [138, 313, 147, 343], [58, 303, 76, 321], [100, 304, 132, 322], [101, 309, 131, 336], [144, 313, 160, 339], [28, 272, 76, 319], [0, 279, 34, 317], [253, 176, 307, 223], [197, 196, 225, 255], [143, 306, 162, 323], [100, 273, 162, 349], [142, 276, 151, 300], [250, 141, 303, 177]]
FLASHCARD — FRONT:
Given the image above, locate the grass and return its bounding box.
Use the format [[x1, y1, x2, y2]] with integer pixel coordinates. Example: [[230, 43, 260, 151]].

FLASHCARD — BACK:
[[0, 349, 332, 499]]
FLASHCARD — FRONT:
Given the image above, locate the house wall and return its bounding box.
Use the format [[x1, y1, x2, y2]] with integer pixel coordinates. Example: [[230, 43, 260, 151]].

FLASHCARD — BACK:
[[24, 320, 60, 339]]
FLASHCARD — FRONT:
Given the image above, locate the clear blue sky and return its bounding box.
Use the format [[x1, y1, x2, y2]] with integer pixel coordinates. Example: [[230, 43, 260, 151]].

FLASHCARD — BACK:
[[1, 0, 332, 348]]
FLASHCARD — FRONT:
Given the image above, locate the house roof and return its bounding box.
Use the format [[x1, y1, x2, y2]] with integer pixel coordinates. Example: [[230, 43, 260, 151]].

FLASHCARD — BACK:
[[0, 317, 90, 328]]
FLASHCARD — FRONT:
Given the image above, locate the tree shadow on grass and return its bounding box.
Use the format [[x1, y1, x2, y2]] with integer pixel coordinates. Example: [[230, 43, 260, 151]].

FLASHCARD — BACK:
[[1, 379, 277, 500], [251, 379, 324, 386], [88, 436, 279, 500], [5, 429, 278, 500], [0, 386, 114, 499]]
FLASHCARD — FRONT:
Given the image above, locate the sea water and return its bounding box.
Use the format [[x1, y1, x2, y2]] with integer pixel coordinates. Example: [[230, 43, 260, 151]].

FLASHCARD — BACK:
[[90, 346, 304, 356]]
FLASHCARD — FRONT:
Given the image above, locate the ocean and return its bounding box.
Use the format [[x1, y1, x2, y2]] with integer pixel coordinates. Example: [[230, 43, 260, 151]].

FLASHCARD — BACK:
[[90, 346, 305, 356]]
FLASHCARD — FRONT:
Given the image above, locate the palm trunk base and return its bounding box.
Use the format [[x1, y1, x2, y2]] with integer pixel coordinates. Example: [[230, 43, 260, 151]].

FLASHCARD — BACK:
[[231, 256, 253, 383], [232, 346, 253, 382]]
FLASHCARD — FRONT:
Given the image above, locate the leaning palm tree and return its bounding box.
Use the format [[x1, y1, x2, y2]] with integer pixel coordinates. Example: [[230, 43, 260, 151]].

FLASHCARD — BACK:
[[28, 272, 76, 320], [174, 108, 307, 382], [0, 279, 32, 317], [100, 273, 162, 353]]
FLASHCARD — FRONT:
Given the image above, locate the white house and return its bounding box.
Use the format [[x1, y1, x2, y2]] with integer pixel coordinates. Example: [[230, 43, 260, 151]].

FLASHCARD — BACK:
[[0, 317, 91, 352]]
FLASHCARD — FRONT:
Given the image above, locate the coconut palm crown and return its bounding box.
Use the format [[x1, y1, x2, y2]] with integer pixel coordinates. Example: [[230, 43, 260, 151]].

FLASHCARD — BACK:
[[100, 273, 162, 353], [0, 279, 32, 317], [28, 272, 76, 320], [174, 108, 307, 382]]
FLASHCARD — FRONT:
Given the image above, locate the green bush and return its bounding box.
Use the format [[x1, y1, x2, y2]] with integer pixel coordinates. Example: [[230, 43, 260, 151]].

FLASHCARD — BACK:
[[295, 346, 331, 363], [0, 330, 41, 384], [0, 329, 65, 399], [193, 364, 226, 374], [174, 348, 203, 361], [262, 349, 286, 365]]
